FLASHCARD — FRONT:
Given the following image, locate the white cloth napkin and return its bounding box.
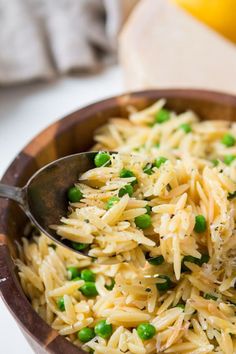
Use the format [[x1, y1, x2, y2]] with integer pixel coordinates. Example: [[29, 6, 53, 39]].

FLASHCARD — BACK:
[[0, 0, 137, 85]]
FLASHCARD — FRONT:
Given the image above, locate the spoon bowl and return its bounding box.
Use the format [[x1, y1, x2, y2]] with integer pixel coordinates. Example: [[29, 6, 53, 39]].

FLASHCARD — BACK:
[[0, 151, 101, 255]]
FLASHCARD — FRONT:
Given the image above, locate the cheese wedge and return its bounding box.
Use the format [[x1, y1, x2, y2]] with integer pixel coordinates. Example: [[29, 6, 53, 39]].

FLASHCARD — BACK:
[[172, 0, 236, 44], [119, 0, 236, 94]]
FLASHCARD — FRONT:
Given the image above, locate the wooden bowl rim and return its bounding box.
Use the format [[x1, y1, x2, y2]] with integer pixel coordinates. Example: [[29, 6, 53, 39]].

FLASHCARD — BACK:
[[1, 88, 236, 353]]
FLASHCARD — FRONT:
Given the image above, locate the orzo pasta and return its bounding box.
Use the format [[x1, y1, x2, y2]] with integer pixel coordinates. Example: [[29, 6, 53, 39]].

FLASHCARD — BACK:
[[17, 100, 236, 353]]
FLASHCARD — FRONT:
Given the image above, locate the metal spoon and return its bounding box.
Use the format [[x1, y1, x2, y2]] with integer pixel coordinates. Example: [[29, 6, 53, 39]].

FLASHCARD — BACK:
[[0, 152, 163, 279], [0, 152, 100, 256]]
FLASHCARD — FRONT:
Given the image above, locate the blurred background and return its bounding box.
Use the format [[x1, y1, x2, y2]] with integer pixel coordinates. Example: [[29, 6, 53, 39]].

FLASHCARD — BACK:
[[1, 0, 236, 352]]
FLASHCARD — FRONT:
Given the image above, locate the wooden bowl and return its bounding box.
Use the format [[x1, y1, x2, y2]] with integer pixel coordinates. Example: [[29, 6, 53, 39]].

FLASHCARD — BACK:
[[1, 89, 236, 353]]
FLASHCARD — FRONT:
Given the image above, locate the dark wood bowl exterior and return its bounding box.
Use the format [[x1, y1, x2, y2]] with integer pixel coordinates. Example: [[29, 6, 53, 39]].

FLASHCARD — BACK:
[[1, 89, 236, 353]]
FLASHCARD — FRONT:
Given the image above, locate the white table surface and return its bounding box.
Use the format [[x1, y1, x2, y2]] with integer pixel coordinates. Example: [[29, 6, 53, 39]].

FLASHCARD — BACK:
[[0, 66, 123, 354]]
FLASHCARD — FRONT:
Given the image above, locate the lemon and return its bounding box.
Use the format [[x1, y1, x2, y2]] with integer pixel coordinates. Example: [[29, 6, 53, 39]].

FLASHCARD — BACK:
[[172, 0, 236, 43]]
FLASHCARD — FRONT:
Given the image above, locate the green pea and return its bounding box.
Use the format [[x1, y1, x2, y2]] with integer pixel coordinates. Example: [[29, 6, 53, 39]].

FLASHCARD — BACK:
[[80, 282, 98, 297], [175, 303, 185, 310], [67, 266, 80, 280], [106, 196, 120, 210], [80, 269, 96, 282], [194, 215, 207, 233], [118, 184, 133, 197], [77, 327, 95, 343], [182, 255, 199, 271], [145, 205, 152, 214], [154, 143, 160, 148], [94, 152, 111, 167], [155, 156, 168, 168], [147, 255, 164, 266], [143, 163, 154, 175], [155, 109, 170, 124], [156, 275, 172, 291], [137, 323, 156, 340], [181, 254, 209, 272], [57, 297, 65, 311], [71, 242, 89, 251], [105, 278, 115, 291], [119, 168, 137, 185], [135, 214, 151, 229], [212, 159, 219, 167], [72, 277, 81, 281], [179, 123, 191, 133], [199, 254, 210, 265], [67, 186, 83, 202], [224, 155, 236, 165], [94, 320, 112, 339], [204, 293, 218, 301], [228, 191, 236, 200], [221, 133, 235, 147]]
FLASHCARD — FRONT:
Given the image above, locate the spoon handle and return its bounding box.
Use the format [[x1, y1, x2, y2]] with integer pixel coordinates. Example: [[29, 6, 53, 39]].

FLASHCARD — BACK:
[[0, 184, 24, 205]]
